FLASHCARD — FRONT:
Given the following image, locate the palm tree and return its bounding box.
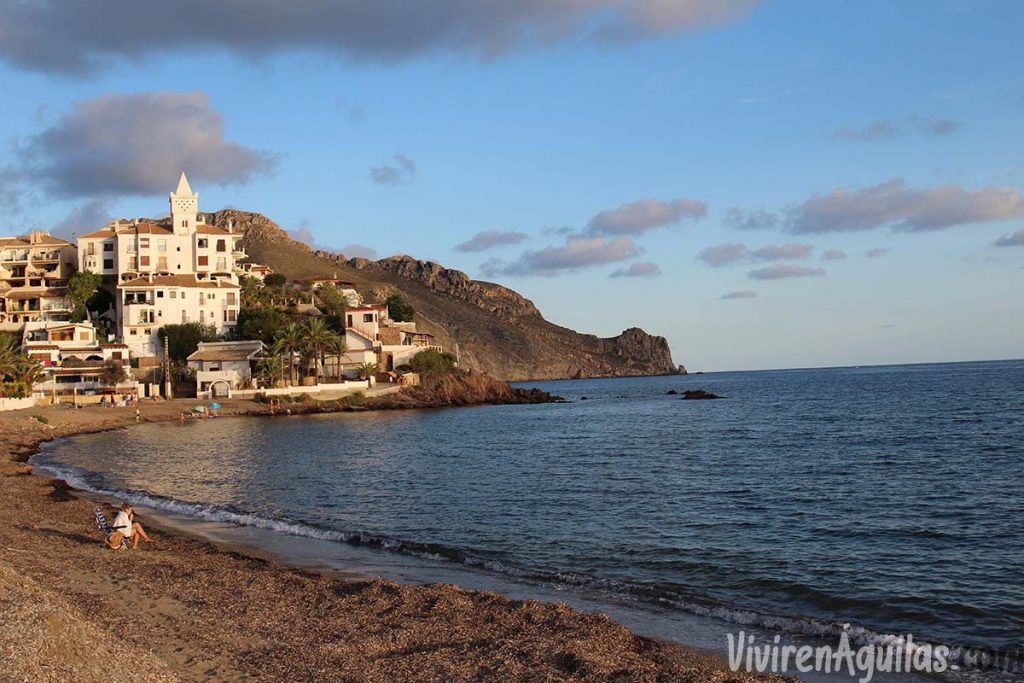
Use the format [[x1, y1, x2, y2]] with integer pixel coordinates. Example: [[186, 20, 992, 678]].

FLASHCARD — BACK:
[[6, 357, 45, 398], [256, 353, 285, 388], [357, 362, 378, 389], [273, 323, 304, 386], [325, 335, 349, 382], [0, 334, 19, 380], [302, 318, 341, 384]]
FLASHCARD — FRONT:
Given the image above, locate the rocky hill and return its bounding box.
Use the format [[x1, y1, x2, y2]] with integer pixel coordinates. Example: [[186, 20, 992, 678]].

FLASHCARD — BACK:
[[207, 210, 680, 381]]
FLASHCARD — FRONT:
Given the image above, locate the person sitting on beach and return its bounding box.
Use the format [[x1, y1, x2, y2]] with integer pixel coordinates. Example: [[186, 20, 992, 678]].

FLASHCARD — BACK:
[[111, 503, 151, 550]]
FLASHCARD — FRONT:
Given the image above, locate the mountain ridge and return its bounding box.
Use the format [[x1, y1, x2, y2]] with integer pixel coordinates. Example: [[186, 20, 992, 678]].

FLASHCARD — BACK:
[[206, 209, 681, 381]]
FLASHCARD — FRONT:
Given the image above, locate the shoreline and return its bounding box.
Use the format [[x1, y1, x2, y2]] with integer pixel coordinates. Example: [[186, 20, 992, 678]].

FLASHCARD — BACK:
[[0, 397, 788, 682]]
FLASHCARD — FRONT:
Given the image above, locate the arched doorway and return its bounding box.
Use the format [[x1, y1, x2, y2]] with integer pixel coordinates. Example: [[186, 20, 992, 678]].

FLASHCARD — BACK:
[[209, 379, 232, 399]]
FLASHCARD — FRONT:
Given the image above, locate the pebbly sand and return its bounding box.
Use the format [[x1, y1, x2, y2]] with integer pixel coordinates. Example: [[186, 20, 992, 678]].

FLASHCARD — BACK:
[[0, 399, 792, 682]]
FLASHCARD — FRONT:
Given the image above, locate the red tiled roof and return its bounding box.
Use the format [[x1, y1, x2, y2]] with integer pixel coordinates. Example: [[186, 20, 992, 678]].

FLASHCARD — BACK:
[[120, 274, 239, 289]]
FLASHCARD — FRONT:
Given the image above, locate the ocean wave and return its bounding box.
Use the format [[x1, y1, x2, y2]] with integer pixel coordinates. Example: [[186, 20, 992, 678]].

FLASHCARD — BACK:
[[32, 456, 1021, 675]]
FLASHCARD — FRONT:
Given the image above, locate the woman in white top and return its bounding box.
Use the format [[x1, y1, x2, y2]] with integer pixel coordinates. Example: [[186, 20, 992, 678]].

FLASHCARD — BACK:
[[111, 503, 151, 550]]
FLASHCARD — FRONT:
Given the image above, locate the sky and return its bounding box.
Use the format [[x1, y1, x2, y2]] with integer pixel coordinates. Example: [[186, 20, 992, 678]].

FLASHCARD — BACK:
[[0, 0, 1021, 371]]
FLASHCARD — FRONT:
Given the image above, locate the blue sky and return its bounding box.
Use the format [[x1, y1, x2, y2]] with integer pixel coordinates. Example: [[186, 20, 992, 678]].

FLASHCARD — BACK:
[[0, 0, 1021, 371]]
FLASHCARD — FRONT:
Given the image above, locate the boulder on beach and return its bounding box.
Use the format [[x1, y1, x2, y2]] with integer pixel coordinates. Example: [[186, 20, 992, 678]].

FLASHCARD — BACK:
[[665, 390, 678, 395], [681, 390, 724, 400]]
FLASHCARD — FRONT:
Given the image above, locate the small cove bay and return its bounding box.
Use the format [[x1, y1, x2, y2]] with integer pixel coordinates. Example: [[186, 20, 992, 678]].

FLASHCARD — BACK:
[[34, 360, 1024, 678]]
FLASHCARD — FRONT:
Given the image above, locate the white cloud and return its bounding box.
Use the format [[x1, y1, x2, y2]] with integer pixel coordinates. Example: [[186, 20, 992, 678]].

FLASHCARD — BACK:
[[586, 197, 706, 236], [15, 91, 274, 198], [748, 264, 825, 280], [0, 0, 762, 75], [481, 235, 639, 277]]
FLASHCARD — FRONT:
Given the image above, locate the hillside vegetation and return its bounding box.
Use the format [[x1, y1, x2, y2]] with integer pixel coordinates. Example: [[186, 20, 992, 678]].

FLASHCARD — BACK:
[[207, 210, 680, 381]]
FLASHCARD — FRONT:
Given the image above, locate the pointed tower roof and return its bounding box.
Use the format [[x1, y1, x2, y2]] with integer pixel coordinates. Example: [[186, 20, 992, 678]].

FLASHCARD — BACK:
[[174, 171, 194, 196]]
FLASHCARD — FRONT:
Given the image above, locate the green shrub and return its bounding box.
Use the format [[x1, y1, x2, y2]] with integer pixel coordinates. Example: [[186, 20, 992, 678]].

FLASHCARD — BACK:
[[31, 414, 49, 424], [409, 349, 458, 375]]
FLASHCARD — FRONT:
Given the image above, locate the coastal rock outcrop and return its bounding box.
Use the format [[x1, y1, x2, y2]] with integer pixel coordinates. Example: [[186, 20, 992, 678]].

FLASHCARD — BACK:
[[212, 210, 681, 381]]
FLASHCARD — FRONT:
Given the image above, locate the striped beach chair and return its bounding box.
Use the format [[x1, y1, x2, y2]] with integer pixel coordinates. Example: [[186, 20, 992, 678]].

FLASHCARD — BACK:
[[94, 507, 130, 550]]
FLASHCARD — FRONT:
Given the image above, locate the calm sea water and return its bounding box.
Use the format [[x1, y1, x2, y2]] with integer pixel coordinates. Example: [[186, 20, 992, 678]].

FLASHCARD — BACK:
[[34, 360, 1024, 672]]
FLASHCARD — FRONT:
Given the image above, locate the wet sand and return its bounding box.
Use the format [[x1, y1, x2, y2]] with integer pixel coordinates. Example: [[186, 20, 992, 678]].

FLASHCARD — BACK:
[[0, 399, 790, 682]]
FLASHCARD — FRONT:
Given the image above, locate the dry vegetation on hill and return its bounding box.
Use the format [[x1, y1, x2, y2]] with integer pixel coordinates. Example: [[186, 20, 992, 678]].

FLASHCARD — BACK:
[[206, 209, 680, 381]]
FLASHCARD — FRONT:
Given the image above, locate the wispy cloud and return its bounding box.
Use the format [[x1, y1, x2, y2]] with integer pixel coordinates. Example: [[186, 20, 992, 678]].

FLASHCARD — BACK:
[[481, 235, 638, 277], [454, 230, 529, 253], [724, 208, 778, 231], [993, 229, 1024, 247], [0, 0, 761, 75], [609, 261, 660, 278], [821, 249, 847, 261], [864, 247, 892, 258], [586, 197, 706, 236], [50, 200, 113, 240], [788, 179, 1024, 234], [370, 153, 416, 186], [748, 264, 825, 280], [829, 114, 962, 142], [340, 243, 379, 259], [721, 290, 756, 299], [698, 242, 814, 267], [11, 91, 274, 198]]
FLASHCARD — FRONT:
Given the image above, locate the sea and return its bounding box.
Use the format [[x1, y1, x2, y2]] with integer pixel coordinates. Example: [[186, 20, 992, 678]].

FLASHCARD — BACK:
[[32, 360, 1024, 681]]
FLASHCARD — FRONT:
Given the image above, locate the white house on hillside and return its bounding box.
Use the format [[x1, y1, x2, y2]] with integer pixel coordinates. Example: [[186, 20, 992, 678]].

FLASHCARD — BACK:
[[187, 340, 265, 398]]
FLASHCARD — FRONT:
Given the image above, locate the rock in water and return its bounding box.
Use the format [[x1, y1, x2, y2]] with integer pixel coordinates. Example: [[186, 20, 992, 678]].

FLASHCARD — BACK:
[[681, 390, 724, 400]]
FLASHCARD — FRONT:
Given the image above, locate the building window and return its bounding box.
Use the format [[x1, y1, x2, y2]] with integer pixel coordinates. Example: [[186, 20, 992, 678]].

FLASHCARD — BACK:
[[140, 238, 150, 249], [197, 239, 208, 249], [158, 239, 167, 253], [363, 313, 374, 323], [130, 329, 137, 336], [215, 258, 227, 271], [198, 255, 209, 266], [103, 243, 113, 252], [127, 238, 137, 253], [226, 293, 236, 305], [140, 255, 150, 266], [169, 291, 176, 299], [216, 239, 226, 252], [156, 290, 164, 298], [103, 259, 113, 270], [224, 309, 236, 322]]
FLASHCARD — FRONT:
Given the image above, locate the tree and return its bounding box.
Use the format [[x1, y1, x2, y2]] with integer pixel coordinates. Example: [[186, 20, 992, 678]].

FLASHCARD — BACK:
[[301, 317, 342, 383], [409, 348, 458, 376], [357, 362, 378, 388], [158, 323, 219, 362], [264, 272, 287, 288], [100, 358, 128, 387], [385, 293, 415, 322], [256, 353, 285, 388], [0, 334, 20, 381], [235, 306, 284, 345], [67, 270, 102, 323], [238, 274, 266, 307], [315, 284, 348, 318], [3, 358, 45, 398], [273, 323, 304, 386], [326, 334, 348, 382]]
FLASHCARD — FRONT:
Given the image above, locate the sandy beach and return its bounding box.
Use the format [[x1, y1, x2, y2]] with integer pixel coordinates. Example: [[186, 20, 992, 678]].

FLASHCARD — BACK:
[[0, 399, 788, 682]]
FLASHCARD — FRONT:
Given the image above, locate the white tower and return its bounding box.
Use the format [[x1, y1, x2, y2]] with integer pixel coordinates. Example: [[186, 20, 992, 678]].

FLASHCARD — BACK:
[[169, 172, 198, 235]]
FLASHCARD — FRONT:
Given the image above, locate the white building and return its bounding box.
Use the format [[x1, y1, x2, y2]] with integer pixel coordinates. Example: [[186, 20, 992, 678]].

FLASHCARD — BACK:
[[77, 173, 243, 357], [187, 340, 265, 398], [0, 231, 77, 328]]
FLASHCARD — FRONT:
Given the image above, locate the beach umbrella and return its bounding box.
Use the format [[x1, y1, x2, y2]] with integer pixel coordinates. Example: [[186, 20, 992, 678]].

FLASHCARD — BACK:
[[192, 405, 205, 413], [208, 402, 221, 410]]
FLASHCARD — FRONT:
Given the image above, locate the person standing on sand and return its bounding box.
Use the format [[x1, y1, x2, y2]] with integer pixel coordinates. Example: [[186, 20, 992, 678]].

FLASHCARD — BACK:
[[112, 504, 151, 550], [135, 408, 141, 423]]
